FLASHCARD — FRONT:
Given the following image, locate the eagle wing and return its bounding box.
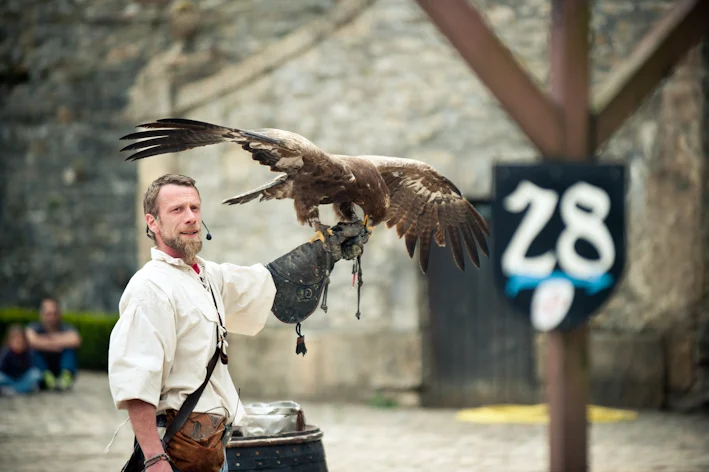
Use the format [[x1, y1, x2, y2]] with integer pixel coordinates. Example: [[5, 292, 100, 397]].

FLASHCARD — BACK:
[[360, 155, 489, 273], [119, 118, 332, 175]]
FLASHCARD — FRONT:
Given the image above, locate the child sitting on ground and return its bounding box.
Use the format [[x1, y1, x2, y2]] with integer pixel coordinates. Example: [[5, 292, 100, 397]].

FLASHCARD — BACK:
[[0, 324, 42, 396]]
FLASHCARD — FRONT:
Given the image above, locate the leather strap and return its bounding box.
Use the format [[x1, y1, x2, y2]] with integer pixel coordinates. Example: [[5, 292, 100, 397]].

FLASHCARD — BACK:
[[162, 330, 220, 446]]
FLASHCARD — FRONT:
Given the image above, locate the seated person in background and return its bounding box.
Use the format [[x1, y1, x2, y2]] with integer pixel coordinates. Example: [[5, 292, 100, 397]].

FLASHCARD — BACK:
[[0, 324, 43, 396], [26, 297, 82, 391]]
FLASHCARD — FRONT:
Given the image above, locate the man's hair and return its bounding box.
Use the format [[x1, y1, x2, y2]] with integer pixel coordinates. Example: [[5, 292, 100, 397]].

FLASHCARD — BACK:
[[143, 173, 200, 241]]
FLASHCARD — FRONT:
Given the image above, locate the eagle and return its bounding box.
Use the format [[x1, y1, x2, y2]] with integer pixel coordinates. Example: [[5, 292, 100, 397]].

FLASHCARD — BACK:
[[120, 118, 489, 273]]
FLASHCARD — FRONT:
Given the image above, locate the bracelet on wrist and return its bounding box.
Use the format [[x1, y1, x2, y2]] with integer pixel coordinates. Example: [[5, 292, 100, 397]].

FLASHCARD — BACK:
[[143, 452, 170, 469]]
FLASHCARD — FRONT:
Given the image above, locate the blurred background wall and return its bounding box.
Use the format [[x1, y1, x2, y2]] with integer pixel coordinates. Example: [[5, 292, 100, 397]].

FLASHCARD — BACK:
[[1, 0, 707, 411], [0, 0, 339, 311]]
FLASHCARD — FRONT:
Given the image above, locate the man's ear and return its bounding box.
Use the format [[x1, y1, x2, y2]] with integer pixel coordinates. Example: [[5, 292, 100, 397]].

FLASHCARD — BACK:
[[146, 213, 159, 236]]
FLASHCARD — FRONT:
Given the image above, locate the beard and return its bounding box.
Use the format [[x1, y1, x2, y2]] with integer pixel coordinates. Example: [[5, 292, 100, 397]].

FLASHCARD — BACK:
[[163, 231, 203, 264]]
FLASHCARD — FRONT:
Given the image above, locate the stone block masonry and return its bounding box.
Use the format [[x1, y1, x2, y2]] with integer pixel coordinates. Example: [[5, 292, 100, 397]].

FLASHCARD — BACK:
[[0, 0, 338, 312]]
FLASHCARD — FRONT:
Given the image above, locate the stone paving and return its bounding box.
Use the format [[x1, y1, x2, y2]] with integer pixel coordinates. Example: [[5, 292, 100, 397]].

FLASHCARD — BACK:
[[0, 371, 708, 472]]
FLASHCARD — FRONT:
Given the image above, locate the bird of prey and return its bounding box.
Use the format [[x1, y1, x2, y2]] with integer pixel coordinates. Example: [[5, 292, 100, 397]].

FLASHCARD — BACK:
[[120, 118, 489, 273]]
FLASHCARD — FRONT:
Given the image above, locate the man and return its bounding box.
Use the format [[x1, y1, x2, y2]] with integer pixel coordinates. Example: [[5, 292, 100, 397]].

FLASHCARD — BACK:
[[26, 297, 81, 391], [108, 173, 366, 472]]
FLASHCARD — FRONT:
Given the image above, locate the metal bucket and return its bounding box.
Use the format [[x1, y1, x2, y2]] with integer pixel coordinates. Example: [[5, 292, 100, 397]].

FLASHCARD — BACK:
[[225, 425, 328, 471]]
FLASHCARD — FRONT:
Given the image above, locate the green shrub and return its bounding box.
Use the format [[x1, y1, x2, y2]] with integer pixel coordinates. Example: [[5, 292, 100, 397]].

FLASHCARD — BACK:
[[0, 307, 119, 371]]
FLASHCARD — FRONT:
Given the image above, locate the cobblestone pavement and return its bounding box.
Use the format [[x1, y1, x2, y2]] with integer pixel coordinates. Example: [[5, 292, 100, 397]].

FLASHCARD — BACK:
[[0, 371, 708, 472]]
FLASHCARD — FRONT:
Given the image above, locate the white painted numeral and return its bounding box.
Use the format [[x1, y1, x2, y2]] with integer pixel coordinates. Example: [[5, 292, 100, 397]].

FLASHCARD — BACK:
[[501, 181, 558, 277], [501, 180, 615, 279], [557, 182, 615, 279]]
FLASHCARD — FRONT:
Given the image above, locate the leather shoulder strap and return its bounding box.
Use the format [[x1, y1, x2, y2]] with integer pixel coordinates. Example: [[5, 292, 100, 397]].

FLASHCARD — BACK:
[[163, 273, 227, 445], [162, 339, 220, 445]]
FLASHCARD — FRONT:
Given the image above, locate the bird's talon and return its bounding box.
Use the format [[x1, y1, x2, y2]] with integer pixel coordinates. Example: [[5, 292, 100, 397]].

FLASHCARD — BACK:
[[308, 230, 326, 244]]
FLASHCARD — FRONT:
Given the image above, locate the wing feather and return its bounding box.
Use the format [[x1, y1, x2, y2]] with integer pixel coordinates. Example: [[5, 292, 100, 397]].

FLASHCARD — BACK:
[[433, 215, 446, 247], [418, 230, 433, 273], [359, 155, 489, 272], [222, 174, 292, 205], [466, 210, 490, 256], [388, 197, 413, 236], [460, 223, 481, 268], [394, 219, 407, 238], [404, 232, 418, 258], [446, 227, 465, 271], [119, 117, 331, 175]]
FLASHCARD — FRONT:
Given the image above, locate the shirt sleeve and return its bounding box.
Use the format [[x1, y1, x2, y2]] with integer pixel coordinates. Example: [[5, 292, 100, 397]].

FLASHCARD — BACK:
[[213, 262, 277, 336], [108, 280, 177, 410]]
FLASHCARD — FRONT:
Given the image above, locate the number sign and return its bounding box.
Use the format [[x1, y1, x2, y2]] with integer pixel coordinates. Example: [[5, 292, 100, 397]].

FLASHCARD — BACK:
[[491, 163, 626, 332]]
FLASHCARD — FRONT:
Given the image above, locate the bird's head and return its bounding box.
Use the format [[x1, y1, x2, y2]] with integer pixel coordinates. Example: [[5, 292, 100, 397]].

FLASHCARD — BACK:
[[368, 190, 390, 227], [367, 212, 384, 228]]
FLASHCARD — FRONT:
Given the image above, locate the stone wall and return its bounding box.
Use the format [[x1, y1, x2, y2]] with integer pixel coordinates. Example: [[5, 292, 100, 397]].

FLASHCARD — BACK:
[[0, 0, 337, 312], [125, 0, 707, 406], [0, 0, 165, 311]]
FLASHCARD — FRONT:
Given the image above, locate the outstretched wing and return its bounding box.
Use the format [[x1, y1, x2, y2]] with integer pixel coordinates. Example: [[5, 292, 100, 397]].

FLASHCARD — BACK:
[[119, 118, 330, 174], [360, 155, 489, 273]]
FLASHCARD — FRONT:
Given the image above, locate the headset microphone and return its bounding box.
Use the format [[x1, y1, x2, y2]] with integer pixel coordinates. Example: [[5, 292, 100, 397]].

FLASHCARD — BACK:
[[203, 221, 213, 240]]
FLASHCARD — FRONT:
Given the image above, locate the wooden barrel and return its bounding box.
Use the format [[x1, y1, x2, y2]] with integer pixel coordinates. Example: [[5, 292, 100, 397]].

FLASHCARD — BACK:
[[225, 425, 328, 471]]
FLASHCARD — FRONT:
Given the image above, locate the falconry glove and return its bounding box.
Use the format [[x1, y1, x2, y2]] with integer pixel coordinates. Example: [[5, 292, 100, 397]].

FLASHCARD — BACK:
[[266, 221, 370, 356]]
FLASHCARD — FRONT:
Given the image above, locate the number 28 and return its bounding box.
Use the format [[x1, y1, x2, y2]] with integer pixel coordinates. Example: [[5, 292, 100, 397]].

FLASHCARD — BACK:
[[501, 180, 616, 280]]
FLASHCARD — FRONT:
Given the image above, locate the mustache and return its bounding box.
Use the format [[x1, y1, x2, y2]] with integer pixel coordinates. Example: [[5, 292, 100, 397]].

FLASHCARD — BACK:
[[163, 232, 202, 263]]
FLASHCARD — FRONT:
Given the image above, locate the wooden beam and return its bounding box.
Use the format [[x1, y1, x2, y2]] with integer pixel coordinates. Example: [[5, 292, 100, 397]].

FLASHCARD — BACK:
[[594, 0, 709, 147], [415, 0, 563, 155], [547, 1, 592, 472]]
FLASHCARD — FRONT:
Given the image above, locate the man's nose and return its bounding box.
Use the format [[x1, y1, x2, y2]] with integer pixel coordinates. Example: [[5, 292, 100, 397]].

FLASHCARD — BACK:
[[184, 209, 197, 224]]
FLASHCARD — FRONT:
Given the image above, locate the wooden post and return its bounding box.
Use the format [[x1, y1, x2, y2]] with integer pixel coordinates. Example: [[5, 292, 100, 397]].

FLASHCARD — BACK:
[[546, 1, 591, 471]]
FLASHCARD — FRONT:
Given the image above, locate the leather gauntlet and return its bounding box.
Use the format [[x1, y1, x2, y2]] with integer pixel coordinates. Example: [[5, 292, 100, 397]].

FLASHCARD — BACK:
[[266, 221, 369, 324], [265, 221, 370, 355]]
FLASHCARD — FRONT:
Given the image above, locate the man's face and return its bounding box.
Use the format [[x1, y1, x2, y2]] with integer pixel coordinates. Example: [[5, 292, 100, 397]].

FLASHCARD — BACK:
[[40, 300, 61, 331], [149, 184, 203, 264]]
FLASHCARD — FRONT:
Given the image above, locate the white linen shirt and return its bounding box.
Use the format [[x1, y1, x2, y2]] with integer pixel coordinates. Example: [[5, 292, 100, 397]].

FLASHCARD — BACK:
[[108, 247, 276, 426]]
